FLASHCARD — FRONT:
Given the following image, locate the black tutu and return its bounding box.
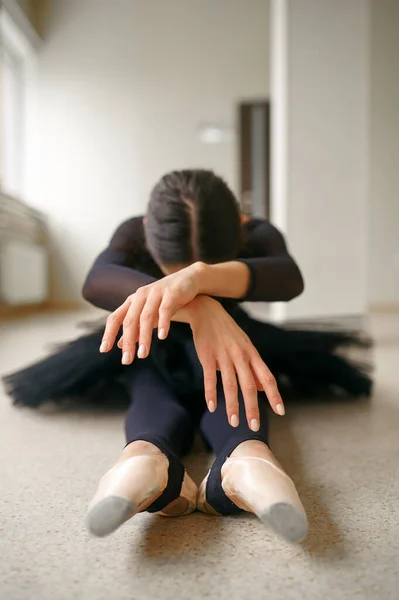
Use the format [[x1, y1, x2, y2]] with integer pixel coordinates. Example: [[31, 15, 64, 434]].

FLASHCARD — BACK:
[[2, 305, 373, 409]]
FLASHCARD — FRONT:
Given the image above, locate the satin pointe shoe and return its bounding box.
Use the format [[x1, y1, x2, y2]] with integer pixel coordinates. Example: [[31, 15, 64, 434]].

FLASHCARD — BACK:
[[86, 441, 197, 537], [198, 455, 308, 543]]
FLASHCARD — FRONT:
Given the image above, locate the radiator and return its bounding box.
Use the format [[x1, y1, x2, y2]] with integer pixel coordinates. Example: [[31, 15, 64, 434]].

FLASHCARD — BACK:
[[0, 192, 49, 306]]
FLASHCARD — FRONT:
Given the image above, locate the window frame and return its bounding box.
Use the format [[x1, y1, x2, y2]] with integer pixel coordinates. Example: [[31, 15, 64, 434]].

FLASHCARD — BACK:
[[1, 1, 40, 202]]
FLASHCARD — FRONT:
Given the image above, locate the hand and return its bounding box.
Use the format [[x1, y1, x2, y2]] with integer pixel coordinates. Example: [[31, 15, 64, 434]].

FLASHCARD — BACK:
[[189, 297, 285, 430], [99, 264, 201, 363]]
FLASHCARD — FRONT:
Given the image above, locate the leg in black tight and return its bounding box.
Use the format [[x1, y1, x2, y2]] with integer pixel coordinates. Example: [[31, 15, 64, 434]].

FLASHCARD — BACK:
[[86, 360, 199, 536], [200, 376, 269, 514], [124, 360, 196, 512], [125, 359, 195, 455]]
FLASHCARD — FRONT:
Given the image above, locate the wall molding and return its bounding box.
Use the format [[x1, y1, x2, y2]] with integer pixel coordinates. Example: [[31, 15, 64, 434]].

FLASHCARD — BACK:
[[0, 300, 79, 322]]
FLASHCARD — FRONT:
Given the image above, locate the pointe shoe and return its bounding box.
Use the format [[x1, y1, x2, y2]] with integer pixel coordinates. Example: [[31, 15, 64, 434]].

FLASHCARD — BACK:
[[86, 451, 197, 537], [198, 457, 308, 543]]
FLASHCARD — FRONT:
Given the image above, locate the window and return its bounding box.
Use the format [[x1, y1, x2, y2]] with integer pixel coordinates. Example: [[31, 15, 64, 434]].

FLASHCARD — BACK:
[[1, 2, 39, 201], [1, 44, 25, 198]]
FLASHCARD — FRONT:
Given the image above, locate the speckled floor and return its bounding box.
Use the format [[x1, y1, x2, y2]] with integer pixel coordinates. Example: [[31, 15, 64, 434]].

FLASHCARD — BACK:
[[1, 311, 398, 600]]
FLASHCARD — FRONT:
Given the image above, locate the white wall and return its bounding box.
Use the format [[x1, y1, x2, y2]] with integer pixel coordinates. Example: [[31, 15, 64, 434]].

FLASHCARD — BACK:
[[270, 0, 370, 320], [369, 0, 399, 307], [28, 0, 269, 303]]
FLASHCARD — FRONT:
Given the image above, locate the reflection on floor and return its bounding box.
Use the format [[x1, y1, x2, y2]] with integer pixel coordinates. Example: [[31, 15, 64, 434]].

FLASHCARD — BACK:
[[0, 311, 398, 600]]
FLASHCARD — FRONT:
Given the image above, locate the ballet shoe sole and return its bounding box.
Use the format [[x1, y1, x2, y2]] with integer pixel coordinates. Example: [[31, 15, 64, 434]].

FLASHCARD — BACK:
[[86, 496, 138, 537], [258, 502, 308, 543]]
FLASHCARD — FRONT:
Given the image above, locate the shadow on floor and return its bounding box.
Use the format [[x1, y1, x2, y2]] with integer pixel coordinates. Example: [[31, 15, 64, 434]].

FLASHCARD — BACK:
[[270, 407, 346, 561], [136, 511, 226, 561]]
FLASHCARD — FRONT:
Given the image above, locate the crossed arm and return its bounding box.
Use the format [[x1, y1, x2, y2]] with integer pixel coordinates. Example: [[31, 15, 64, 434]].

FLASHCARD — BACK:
[[82, 217, 303, 311], [82, 217, 304, 429]]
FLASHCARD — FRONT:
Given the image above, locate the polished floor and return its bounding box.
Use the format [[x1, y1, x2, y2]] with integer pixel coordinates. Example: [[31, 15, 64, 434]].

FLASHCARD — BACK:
[[0, 310, 398, 600]]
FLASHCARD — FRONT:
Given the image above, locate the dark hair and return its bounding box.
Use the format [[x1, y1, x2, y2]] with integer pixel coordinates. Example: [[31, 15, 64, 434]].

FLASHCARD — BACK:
[[145, 169, 241, 266]]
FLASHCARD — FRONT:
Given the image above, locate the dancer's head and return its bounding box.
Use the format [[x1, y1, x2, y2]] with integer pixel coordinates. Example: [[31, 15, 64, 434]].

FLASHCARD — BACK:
[[145, 169, 241, 273]]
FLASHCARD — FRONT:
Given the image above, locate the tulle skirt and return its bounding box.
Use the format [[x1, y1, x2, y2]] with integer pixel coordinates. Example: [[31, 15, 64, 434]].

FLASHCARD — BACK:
[[2, 305, 373, 409]]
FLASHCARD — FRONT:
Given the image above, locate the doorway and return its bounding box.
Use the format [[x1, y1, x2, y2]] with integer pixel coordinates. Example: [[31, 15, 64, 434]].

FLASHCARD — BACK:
[[238, 101, 271, 219]]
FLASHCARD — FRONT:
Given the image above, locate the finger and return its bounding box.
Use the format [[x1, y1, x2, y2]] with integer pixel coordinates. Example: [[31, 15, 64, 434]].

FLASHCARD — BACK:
[[252, 369, 263, 391], [121, 296, 145, 364], [117, 336, 123, 349], [138, 294, 161, 358], [157, 292, 178, 340], [200, 355, 217, 413], [251, 355, 285, 416], [100, 299, 130, 352], [219, 359, 239, 427], [235, 359, 260, 432]]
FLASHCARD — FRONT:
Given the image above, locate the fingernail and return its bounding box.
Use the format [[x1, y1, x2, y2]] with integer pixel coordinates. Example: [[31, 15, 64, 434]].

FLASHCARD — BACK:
[[122, 352, 131, 365], [250, 418, 260, 432], [158, 328, 166, 340], [276, 403, 285, 416], [137, 344, 146, 359], [230, 414, 239, 427], [208, 401, 216, 413], [99, 341, 108, 353]]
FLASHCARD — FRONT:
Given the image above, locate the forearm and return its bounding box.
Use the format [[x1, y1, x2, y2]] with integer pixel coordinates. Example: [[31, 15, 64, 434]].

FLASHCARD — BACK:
[[194, 258, 304, 302], [238, 256, 304, 302], [82, 264, 157, 312], [194, 261, 251, 300]]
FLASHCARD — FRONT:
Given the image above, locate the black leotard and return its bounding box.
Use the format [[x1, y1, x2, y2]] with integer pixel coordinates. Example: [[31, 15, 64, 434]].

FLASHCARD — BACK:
[[82, 217, 304, 311]]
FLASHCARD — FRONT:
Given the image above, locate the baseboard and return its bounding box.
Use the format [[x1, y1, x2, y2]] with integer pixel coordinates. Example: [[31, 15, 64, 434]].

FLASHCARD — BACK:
[[0, 301, 79, 322], [369, 303, 399, 315], [283, 314, 368, 331]]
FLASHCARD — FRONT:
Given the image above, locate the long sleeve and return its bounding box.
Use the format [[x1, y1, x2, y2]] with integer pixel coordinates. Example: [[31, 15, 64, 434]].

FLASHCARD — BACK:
[[238, 220, 304, 302], [82, 217, 161, 312]]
